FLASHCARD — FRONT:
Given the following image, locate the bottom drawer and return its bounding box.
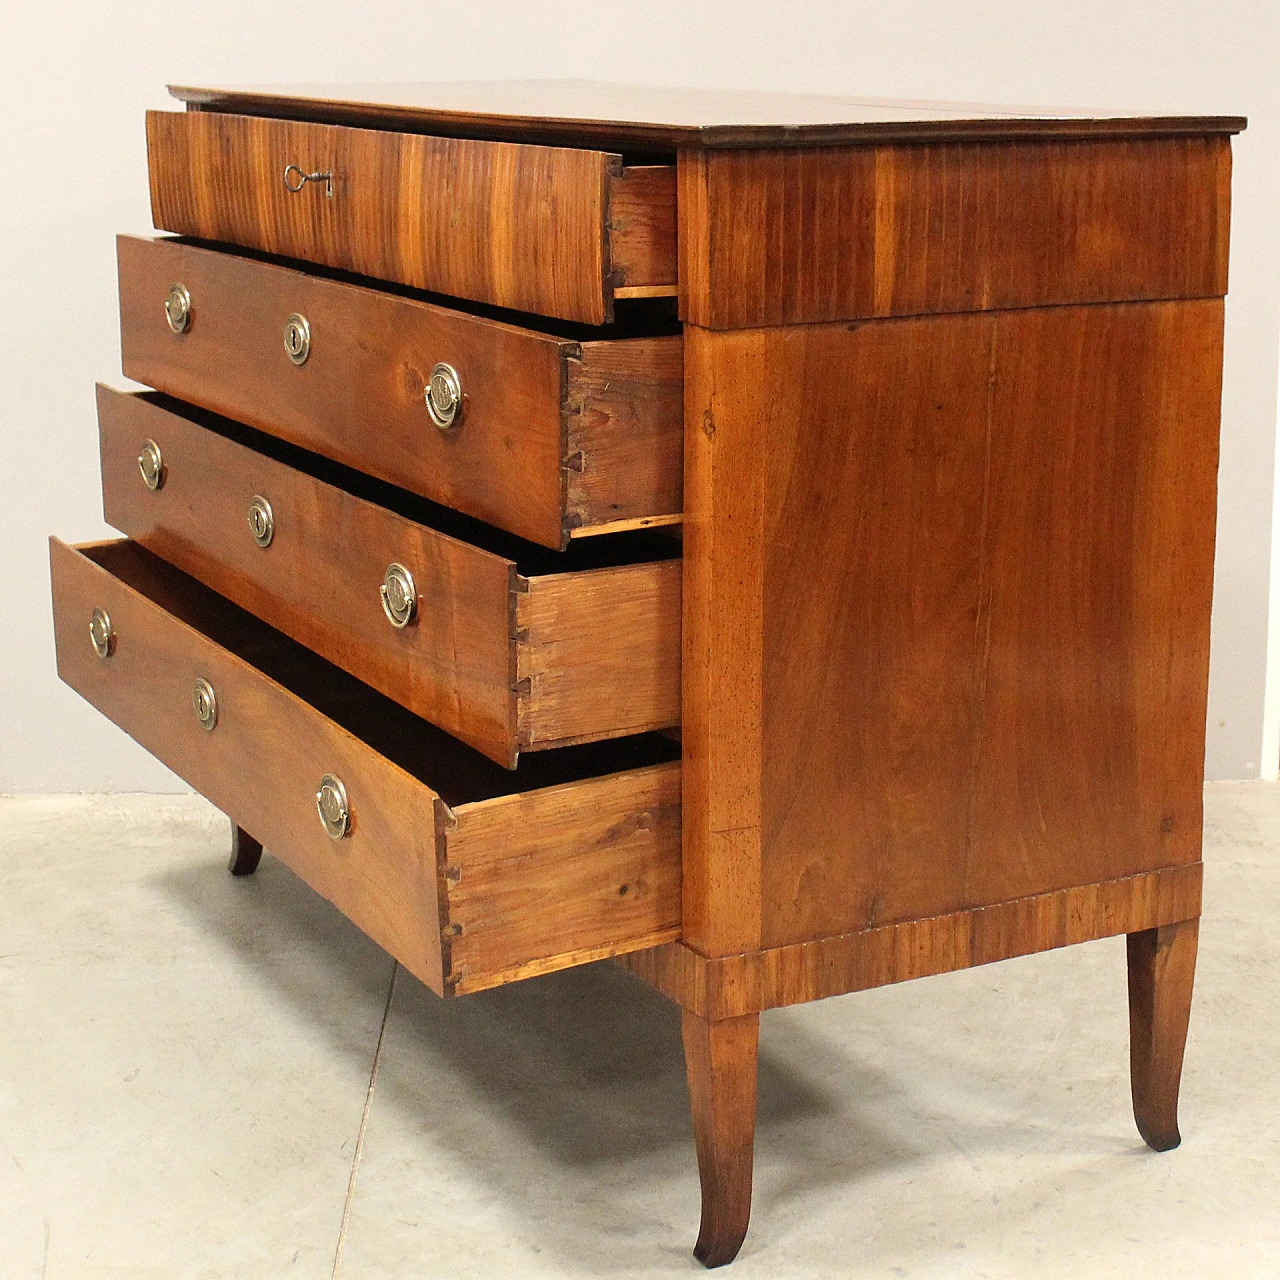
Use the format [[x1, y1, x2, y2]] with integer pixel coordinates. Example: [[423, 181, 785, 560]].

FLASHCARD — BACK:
[[50, 537, 681, 995]]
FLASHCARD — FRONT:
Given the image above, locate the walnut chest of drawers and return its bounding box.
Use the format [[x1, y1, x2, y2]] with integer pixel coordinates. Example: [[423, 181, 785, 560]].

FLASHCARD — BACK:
[[50, 81, 1244, 1266]]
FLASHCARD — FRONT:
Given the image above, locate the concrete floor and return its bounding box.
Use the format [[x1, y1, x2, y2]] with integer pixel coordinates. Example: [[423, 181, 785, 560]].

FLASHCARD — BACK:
[[1, 786, 1278, 1278]]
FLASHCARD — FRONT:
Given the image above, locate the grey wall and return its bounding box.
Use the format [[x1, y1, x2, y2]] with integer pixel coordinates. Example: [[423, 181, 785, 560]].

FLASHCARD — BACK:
[[2, 0, 1276, 791]]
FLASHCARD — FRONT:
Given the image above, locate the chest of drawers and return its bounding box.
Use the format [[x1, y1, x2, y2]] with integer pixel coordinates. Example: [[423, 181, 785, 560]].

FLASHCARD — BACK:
[[50, 81, 1243, 1266]]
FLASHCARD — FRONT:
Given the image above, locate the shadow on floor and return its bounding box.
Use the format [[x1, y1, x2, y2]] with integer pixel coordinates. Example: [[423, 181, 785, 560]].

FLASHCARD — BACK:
[[154, 842, 1103, 1270], [155, 846, 859, 1151]]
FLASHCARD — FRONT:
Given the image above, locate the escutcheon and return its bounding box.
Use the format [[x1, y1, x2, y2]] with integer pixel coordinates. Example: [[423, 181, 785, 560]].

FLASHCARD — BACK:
[[283, 313, 311, 365], [247, 495, 274, 548]]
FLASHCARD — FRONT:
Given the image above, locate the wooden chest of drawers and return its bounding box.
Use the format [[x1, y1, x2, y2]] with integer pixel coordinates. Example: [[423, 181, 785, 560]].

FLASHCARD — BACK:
[[50, 81, 1244, 1266]]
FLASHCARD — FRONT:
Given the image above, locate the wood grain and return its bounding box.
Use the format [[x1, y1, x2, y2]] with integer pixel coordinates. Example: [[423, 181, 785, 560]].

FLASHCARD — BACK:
[[516, 561, 682, 751], [97, 387, 681, 767], [621, 862, 1203, 1019], [50, 535, 447, 992], [56, 88, 1242, 1264], [51, 538, 684, 995], [118, 235, 683, 548], [615, 285, 679, 300], [757, 316, 987, 944], [680, 137, 1232, 328], [682, 1010, 759, 1267], [680, 302, 1222, 959], [1128, 917, 1199, 1151], [610, 166, 678, 287], [443, 763, 682, 994], [168, 81, 1246, 152], [146, 111, 676, 324], [680, 324, 764, 957], [965, 302, 1222, 906], [565, 335, 684, 535]]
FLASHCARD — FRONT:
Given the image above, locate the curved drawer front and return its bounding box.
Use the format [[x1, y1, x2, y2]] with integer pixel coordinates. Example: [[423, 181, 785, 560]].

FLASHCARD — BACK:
[[146, 110, 677, 325], [49, 537, 682, 996], [97, 387, 682, 768], [118, 236, 683, 549]]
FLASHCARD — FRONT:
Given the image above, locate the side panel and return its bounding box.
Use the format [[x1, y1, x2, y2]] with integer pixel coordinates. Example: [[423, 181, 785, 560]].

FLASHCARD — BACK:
[[609, 165, 679, 290], [964, 300, 1222, 906], [681, 302, 1223, 954]]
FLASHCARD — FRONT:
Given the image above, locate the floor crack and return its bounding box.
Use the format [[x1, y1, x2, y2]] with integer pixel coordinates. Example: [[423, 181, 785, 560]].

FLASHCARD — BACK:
[[332, 962, 398, 1278]]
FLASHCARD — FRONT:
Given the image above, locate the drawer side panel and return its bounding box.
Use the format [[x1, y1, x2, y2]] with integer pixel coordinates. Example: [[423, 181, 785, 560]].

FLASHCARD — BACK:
[[442, 763, 682, 994], [565, 336, 684, 533], [609, 165, 679, 288], [516, 561, 682, 750]]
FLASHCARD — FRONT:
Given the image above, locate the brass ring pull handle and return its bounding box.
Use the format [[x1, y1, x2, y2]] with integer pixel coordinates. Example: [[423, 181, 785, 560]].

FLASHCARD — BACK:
[[165, 282, 192, 334], [283, 164, 334, 198], [380, 563, 418, 629], [316, 774, 351, 840], [425, 363, 464, 429], [89, 607, 115, 659], [138, 438, 165, 491]]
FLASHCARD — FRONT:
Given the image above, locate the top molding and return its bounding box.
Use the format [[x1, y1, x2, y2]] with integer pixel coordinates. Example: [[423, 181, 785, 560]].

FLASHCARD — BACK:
[[169, 79, 1247, 152]]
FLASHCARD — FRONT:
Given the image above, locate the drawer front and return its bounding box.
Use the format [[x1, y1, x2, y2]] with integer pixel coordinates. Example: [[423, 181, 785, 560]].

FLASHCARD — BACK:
[[97, 387, 681, 767], [50, 538, 682, 996], [146, 110, 677, 325], [118, 236, 683, 549]]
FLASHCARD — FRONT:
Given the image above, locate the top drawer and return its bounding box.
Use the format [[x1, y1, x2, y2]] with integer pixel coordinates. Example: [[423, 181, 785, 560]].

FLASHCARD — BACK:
[[146, 110, 677, 325]]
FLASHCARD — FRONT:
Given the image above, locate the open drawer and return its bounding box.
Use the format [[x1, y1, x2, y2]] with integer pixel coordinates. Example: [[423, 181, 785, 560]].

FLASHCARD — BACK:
[[117, 235, 683, 549], [146, 110, 677, 325], [50, 538, 682, 996], [97, 386, 681, 768]]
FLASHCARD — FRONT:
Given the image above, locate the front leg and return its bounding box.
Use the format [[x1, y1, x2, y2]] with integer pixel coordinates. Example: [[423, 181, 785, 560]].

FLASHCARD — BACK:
[[682, 1009, 760, 1267], [1127, 917, 1199, 1151]]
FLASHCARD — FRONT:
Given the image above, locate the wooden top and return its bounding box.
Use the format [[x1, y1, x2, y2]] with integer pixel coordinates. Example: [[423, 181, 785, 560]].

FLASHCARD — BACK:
[[169, 80, 1246, 151]]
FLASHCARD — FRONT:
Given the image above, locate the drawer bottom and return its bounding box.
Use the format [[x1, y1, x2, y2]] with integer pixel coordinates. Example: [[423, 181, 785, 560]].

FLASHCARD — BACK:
[[50, 538, 682, 995]]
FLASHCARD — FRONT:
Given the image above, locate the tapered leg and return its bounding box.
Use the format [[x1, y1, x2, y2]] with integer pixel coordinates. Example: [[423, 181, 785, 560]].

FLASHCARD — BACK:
[[682, 1009, 760, 1268], [227, 825, 264, 877], [1127, 916, 1198, 1152]]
